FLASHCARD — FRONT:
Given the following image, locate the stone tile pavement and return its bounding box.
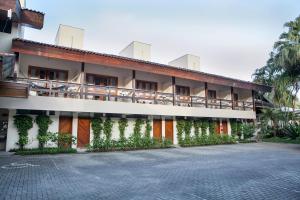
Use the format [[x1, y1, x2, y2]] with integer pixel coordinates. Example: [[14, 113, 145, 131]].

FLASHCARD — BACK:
[[0, 143, 300, 200]]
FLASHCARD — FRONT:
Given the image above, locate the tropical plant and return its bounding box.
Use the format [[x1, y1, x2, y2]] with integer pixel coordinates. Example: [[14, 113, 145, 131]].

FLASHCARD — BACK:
[[241, 123, 255, 139], [184, 120, 192, 144], [13, 115, 33, 150], [283, 123, 300, 139], [103, 117, 113, 143], [193, 119, 201, 140], [176, 119, 185, 144], [49, 132, 76, 149], [35, 115, 53, 149]]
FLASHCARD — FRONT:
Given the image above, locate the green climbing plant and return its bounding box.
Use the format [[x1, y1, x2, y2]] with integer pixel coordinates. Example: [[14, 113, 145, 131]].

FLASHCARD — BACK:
[[200, 119, 209, 135], [193, 119, 201, 140], [184, 119, 193, 144], [91, 118, 103, 142], [13, 115, 33, 150], [103, 117, 113, 143], [118, 118, 128, 142], [176, 119, 185, 145], [35, 115, 53, 149], [145, 119, 152, 139], [209, 120, 217, 135]]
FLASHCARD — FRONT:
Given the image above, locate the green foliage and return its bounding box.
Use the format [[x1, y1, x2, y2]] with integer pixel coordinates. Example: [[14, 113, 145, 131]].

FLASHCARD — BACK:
[[91, 118, 103, 141], [179, 134, 236, 147], [208, 120, 217, 135], [13, 115, 33, 150], [103, 117, 113, 142], [15, 147, 77, 155], [231, 120, 242, 138], [241, 123, 255, 139], [132, 118, 144, 146], [118, 118, 128, 142], [253, 16, 300, 109], [176, 119, 185, 145], [35, 115, 53, 149], [200, 119, 209, 135], [184, 119, 192, 144], [145, 119, 152, 139], [193, 119, 201, 139], [283, 123, 300, 139], [49, 132, 76, 149]]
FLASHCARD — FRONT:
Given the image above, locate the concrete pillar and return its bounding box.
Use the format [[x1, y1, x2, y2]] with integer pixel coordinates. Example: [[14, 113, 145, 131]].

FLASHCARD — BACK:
[[162, 117, 165, 139], [6, 109, 17, 152], [227, 119, 232, 136], [72, 112, 78, 148], [173, 117, 178, 145]]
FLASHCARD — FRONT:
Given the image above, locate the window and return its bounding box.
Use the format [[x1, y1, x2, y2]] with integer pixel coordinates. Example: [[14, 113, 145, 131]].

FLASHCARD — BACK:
[[176, 85, 190, 96], [136, 80, 157, 91], [208, 90, 216, 99], [0, 19, 12, 34], [28, 66, 68, 81], [86, 74, 118, 86]]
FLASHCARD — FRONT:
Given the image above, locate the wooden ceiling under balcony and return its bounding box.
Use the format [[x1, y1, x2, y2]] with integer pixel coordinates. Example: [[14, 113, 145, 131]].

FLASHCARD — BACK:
[[12, 39, 272, 93]]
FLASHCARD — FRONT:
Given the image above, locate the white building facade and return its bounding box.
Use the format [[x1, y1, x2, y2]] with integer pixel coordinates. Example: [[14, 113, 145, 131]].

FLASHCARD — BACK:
[[0, 0, 271, 151]]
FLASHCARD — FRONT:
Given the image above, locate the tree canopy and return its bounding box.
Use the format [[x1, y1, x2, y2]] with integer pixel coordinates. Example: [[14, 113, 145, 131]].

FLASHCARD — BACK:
[[252, 15, 300, 109]]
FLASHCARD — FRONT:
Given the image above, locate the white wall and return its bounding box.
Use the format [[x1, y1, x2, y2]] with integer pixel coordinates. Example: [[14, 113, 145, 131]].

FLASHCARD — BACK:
[[0, 96, 256, 119], [6, 110, 59, 151], [0, 24, 21, 53], [169, 54, 200, 71]]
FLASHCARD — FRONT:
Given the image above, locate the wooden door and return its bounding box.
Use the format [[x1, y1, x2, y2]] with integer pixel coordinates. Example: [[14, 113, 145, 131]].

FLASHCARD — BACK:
[[153, 119, 162, 140], [165, 119, 173, 144], [222, 120, 228, 134], [59, 116, 73, 134], [77, 118, 90, 148], [59, 116, 73, 148]]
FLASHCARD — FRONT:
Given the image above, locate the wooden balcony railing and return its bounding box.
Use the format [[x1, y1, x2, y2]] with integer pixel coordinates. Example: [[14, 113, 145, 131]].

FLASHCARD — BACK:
[[4, 79, 254, 111]]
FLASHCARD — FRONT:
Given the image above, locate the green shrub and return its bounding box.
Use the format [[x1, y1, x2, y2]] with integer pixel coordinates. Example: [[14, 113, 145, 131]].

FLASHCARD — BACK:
[[208, 120, 217, 135], [49, 132, 76, 149], [241, 123, 255, 139], [193, 119, 201, 140], [15, 147, 77, 155], [13, 115, 33, 150], [35, 115, 53, 149], [200, 119, 209, 135], [283, 123, 300, 139], [179, 134, 236, 147], [184, 120, 192, 144]]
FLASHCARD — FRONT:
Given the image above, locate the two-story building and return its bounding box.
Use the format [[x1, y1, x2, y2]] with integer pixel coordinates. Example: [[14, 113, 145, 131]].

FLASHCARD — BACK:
[[0, 0, 271, 151]]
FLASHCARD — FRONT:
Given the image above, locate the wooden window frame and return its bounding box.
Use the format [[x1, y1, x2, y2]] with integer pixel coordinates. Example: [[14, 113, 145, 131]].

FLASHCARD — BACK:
[[136, 80, 158, 91], [85, 73, 118, 87], [208, 90, 217, 100], [175, 85, 190, 96], [28, 66, 68, 82]]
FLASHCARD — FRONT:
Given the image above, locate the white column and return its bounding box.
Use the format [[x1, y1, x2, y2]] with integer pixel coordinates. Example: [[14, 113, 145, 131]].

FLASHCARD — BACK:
[[148, 116, 154, 138], [72, 112, 78, 148], [6, 109, 17, 152], [173, 117, 178, 145], [227, 119, 232, 136], [162, 117, 165, 139]]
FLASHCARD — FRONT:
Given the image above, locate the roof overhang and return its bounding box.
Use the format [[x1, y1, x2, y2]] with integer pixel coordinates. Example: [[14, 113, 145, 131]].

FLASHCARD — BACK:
[[12, 39, 272, 93]]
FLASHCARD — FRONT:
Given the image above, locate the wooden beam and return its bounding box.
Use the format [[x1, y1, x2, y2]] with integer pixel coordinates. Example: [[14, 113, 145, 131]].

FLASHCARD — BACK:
[[172, 76, 175, 106], [205, 82, 208, 108], [80, 62, 85, 99], [231, 86, 234, 110], [252, 90, 256, 111], [132, 70, 136, 103]]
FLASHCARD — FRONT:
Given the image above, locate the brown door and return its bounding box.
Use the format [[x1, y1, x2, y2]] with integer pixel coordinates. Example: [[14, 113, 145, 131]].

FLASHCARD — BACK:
[[165, 119, 173, 143], [59, 116, 73, 148], [222, 120, 228, 134], [153, 119, 162, 140], [77, 118, 90, 148], [59, 116, 73, 134]]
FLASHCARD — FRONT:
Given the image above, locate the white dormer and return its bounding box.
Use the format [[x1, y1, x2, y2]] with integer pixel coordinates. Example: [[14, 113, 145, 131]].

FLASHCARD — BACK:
[[119, 41, 151, 61], [55, 24, 84, 49], [169, 54, 200, 71]]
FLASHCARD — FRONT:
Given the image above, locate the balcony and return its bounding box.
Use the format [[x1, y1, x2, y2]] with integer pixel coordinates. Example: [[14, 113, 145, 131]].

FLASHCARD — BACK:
[[8, 79, 254, 111]]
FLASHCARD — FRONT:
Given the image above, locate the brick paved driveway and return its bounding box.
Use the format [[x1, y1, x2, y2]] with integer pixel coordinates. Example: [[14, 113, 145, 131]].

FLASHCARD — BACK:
[[0, 143, 300, 200]]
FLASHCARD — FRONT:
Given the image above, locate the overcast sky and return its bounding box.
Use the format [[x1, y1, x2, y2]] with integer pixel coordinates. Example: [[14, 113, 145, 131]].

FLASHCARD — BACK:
[[24, 0, 300, 81]]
